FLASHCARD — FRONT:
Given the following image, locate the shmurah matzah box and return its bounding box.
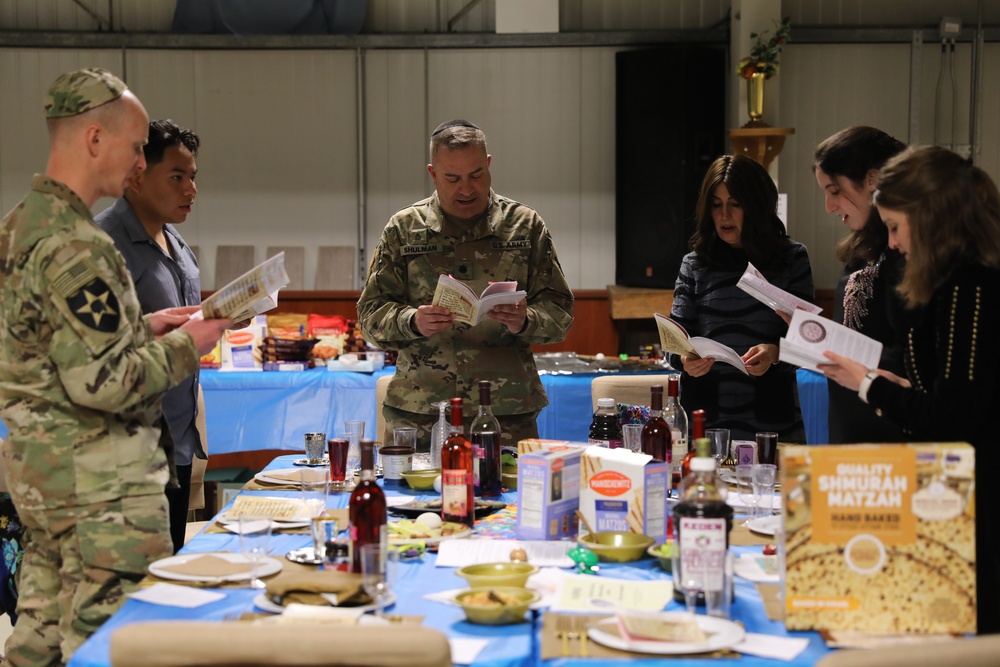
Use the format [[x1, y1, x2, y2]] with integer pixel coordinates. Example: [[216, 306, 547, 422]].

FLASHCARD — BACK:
[[516, 445, 584, 540], [782, 442, 976, 634], [579, 446, 669, 543]]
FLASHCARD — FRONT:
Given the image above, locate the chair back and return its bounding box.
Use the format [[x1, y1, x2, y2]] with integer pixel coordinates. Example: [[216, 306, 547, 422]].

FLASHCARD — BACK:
[[590, 373, 679, 411], [815, 635, 1000, 667], [110, 621, 452, 667]]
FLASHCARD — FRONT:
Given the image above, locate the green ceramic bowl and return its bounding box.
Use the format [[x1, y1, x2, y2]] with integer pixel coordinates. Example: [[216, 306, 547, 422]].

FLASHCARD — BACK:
[[647, 541, 676, 572], [455, 586, 540, 625], [577, 531, 655, 563], [400, 468, 440, 490], [456, 562, 539, 588]]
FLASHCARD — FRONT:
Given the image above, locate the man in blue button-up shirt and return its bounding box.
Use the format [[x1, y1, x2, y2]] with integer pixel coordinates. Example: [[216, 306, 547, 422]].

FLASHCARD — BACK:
[[96, 119, 203, 553]]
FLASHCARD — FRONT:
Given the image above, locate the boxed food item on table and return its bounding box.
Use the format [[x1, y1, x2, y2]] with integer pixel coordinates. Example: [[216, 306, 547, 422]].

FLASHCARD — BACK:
[[516, 444, 584, 540], [782, 442, 976, 634], [579, 446, 670, 543], [517, 438, 570, 456], [220, 315, 266, 371]]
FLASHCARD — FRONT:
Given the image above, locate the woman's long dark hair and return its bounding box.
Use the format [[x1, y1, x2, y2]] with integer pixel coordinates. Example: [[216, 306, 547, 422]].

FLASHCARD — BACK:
[[813, 126, 905, 264], [690, 155, 789, 273]]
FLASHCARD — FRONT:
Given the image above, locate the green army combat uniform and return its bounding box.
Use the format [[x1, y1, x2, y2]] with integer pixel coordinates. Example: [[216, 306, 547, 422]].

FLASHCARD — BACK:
[[0, 176, 199, 665], [357, 190, 574, 447]]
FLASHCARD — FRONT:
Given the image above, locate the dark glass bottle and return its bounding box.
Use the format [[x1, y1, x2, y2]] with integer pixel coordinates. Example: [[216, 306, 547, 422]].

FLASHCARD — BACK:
[[441, 398, 475, 527], [588, 397, 623, 448], [640, 385, 671, 463], [348, 439, 386, 573], [471, 380, 502, 498], [681, 408, 706, 482], [672, 437, 733, 604]]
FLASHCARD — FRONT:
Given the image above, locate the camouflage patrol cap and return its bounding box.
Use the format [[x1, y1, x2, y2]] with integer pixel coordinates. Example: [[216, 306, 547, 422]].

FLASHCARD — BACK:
[[44, 68, 127, 118]]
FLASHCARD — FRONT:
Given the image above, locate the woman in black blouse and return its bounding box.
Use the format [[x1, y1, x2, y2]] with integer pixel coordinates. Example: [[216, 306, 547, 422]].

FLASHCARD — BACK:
[[813, 127, 910, 443], [821, 145, 1000, 634]]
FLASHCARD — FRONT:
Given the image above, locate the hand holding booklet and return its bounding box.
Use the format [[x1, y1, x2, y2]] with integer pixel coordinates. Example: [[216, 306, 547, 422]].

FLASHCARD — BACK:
[[737, 262, 822, 316], [779, 309, 882, 372], [653, 313, 748, 375], [432, 274, 526, 326], [194, 252, 289, 322]]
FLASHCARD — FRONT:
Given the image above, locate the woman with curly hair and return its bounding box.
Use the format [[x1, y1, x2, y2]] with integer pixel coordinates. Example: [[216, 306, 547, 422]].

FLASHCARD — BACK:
[[669, 155, 815, 442]]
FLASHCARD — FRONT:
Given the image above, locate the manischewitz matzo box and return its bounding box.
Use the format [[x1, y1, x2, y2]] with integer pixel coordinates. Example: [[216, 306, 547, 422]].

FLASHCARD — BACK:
[[782, 443, 976, 634], [579, 446, 669, 543]]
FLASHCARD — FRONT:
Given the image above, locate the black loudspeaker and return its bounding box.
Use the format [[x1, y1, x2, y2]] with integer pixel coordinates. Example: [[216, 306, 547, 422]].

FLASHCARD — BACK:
[[615, 46, 726, 288]]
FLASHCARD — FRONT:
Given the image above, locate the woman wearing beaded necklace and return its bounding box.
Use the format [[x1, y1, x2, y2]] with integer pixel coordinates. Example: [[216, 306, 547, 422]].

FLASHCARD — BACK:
[[813, 127, 911, 443], [820, 145, 1000, 634]]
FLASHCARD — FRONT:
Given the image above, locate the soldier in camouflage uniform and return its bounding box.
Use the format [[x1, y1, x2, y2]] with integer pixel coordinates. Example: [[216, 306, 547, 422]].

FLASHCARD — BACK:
[[357, 120, 574, 449], [0, 69, 232, 666]]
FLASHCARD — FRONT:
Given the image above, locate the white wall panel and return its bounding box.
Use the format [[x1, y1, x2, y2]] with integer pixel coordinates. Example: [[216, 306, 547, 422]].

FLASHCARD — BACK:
[[0, 48, 122, 216]]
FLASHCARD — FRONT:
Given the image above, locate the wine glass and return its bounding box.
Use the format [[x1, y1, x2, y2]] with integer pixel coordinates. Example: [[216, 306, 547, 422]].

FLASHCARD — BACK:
[[735, 464, 756, 525], [238, 516, 272, 589], [359, 543, 395, 618]]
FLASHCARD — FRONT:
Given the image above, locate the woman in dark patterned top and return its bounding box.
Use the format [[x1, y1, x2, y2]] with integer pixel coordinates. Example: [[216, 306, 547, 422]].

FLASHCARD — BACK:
[[670, 155, 814, 443], [821, 146, 1000, 634], [813, 127, 911, 443]]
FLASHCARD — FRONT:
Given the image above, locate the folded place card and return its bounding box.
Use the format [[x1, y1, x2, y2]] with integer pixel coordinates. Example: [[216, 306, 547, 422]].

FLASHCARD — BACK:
[[129, 582, 225, 608]]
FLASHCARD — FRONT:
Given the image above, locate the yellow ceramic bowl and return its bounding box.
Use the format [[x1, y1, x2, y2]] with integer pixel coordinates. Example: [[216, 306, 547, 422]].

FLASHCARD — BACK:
[[577, 531, 655, 563], [647, 542, 676, 572], [455, 586, 540, 625], [501, 471, 518, 490], [400, 469, 440, 490], [456, 562, 539, 588]]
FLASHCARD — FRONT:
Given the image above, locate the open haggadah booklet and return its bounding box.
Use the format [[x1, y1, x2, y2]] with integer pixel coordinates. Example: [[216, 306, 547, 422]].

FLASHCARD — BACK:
[[779, 309, 882, 372], [196, 252, 289, 321], [653, 313, 748, 375], [738, 262, 822, 316], [431, 274, 526, 326]]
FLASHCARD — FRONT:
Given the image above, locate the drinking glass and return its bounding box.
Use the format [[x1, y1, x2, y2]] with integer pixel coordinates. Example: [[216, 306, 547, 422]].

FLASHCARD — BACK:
[[735, 464, 756, 524], [621, 423, 643, 453], [393, 427, 417, 450], [328, 437, 350, 484], [238, 516, 272, 589], [359, 543, 396, 618], [756, 431, 779, 466], [300, 468, 330, 520], [752, 463, 777, 517], [705, 552, 734, 620], [344, 420, 365, 476], [705, 428, 730, 463]]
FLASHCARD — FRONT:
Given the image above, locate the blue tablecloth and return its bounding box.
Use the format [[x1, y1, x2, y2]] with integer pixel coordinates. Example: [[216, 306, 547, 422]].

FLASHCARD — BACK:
[[68, 454, 830, 667], [795, 369, 829, 445], [200, 368, 674, 455]]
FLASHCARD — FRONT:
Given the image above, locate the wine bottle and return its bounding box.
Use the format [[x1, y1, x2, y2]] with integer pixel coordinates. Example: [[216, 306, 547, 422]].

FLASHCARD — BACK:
[[681, 409, 706, 483], [673, 437, 733, 604], [470, 380, 502, 498], [429, 401, 449, 469], [441, 397, 475, 527], [663, 377, 688, 487], [348, 439, 386, 573], [640, 385, 671, 464]]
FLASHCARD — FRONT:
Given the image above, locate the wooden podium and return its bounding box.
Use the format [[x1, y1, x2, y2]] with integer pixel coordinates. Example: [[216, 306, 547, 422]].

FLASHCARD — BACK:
[[728, 126, 795, 168]]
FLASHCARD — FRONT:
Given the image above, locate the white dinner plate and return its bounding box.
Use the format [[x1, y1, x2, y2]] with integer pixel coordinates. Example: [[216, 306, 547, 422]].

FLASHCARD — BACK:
[[253, 590, 397, 615], [746, 515, 782, 536], [217, 516, 311, 532], [148, 553, 283, 583], [732, 554, 780, 583], [254, 468, 328, 486], [587, 614, 745, 655]]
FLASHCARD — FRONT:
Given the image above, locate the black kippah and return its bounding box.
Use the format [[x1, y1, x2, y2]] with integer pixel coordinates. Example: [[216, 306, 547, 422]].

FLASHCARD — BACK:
[[431, 119, 480, 136]]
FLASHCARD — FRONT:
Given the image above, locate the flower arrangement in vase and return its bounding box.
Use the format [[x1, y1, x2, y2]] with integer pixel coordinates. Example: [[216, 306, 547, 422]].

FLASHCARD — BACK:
[[736, 16, 792, 126]]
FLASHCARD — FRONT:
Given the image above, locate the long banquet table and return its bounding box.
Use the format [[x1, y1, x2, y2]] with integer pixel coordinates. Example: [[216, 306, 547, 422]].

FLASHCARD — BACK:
[[199, 367, 674, 455], [68, 454, 831, 667]]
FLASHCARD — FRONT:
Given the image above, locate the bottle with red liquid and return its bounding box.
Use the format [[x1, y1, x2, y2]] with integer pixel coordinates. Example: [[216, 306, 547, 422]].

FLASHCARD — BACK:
[[348, 439, 386, 573], [471, 380, 502, 498], [640, 385, 671, 465], [441, 397, 475, 527]]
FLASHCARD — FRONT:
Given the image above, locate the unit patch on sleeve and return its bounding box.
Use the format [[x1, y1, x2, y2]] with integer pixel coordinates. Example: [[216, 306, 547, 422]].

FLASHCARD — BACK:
[[53, 260, 120, 332]]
